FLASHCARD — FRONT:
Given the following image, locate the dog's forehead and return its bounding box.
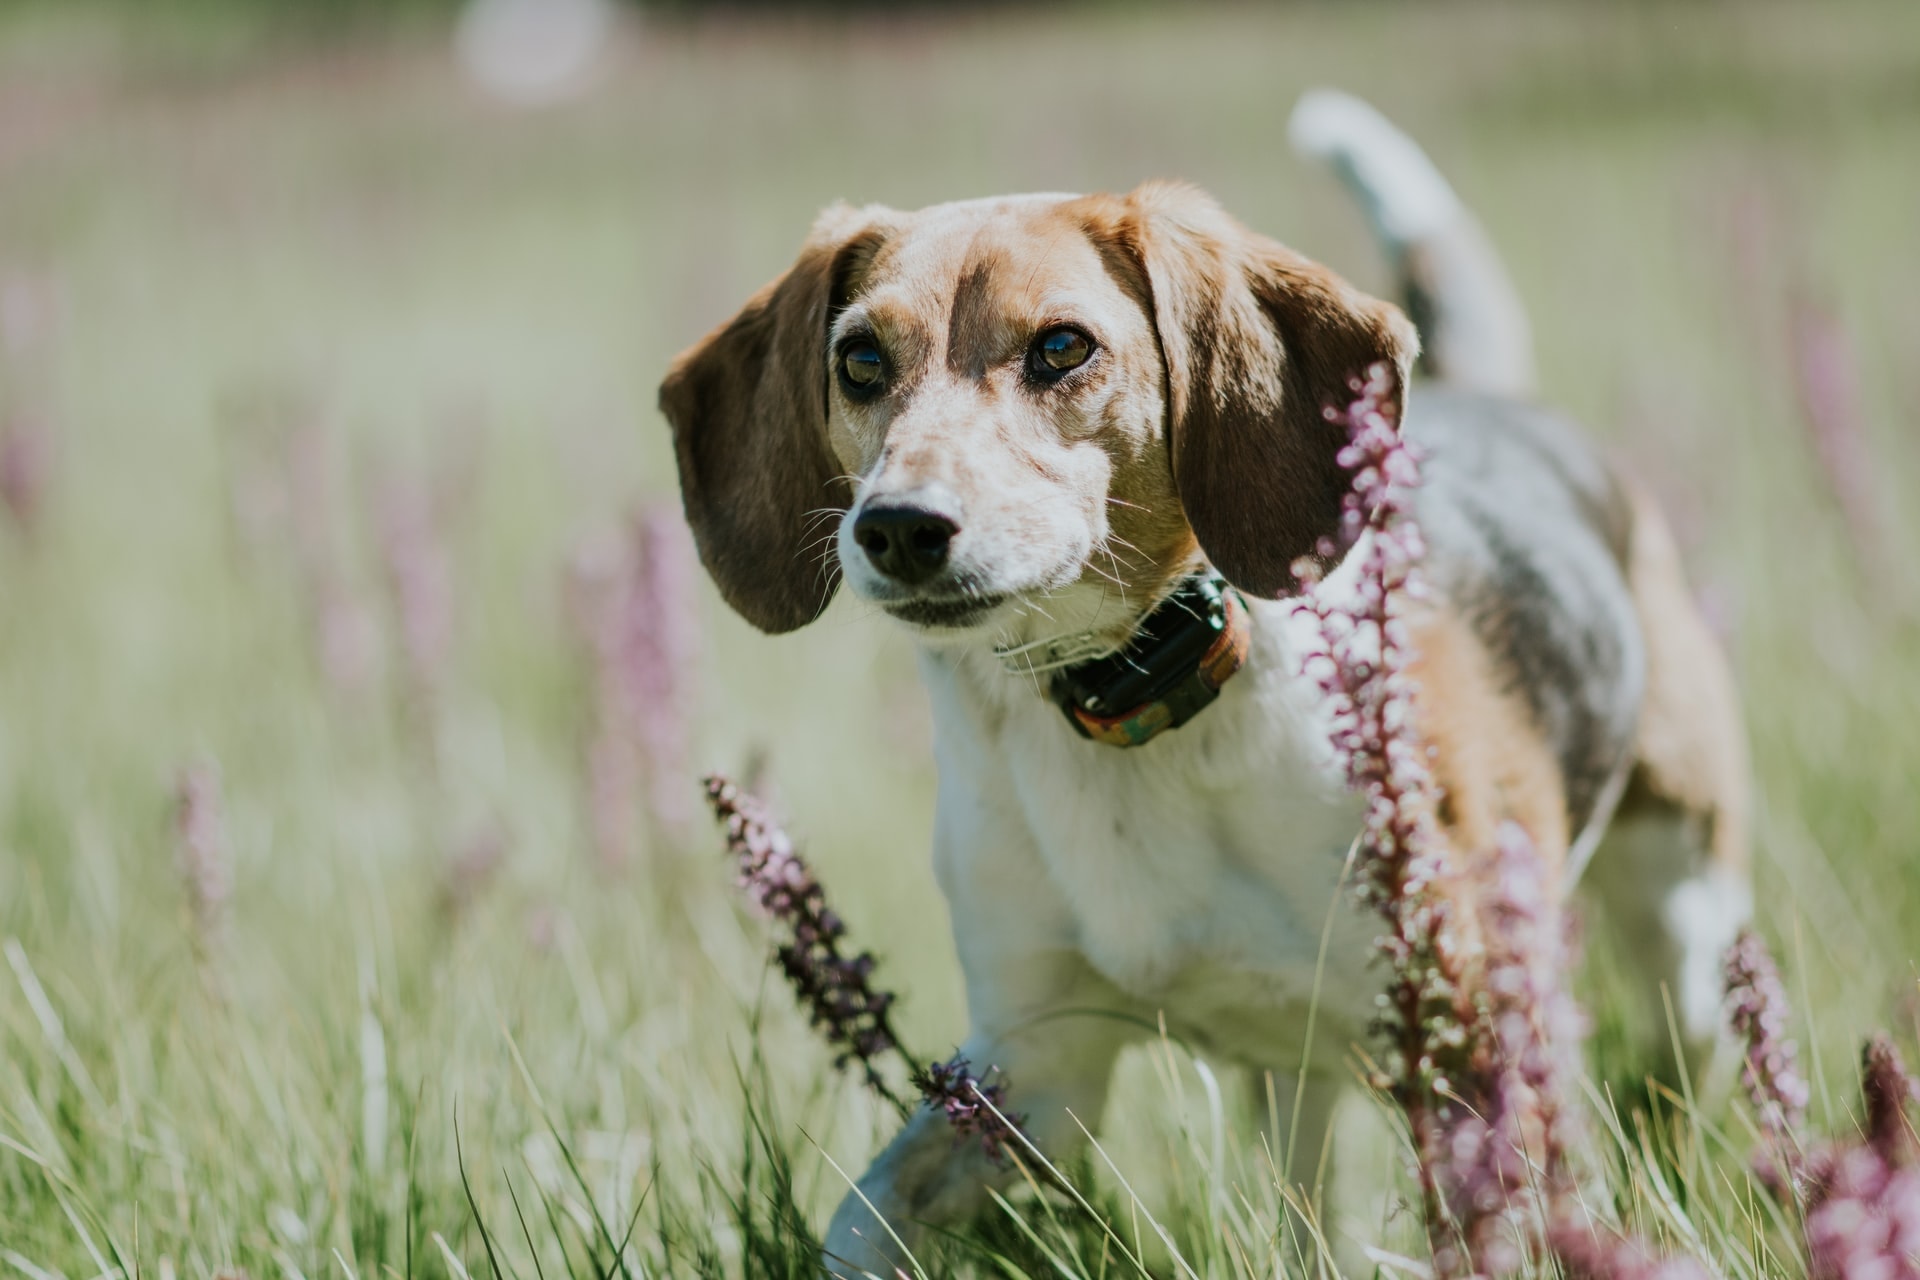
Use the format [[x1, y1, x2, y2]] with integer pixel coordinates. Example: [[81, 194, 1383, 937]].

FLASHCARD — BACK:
[[856, 193, 1124, 316]]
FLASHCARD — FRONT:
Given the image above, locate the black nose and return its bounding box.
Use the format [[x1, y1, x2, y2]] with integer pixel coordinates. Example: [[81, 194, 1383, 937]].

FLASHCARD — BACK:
[[853, 503, 958, 584]]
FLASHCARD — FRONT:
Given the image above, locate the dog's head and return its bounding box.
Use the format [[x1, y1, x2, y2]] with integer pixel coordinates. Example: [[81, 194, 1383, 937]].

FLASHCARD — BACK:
[[658, 183, 1416, 647]]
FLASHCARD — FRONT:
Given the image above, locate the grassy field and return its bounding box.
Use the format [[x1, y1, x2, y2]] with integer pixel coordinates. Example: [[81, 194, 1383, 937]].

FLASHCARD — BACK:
[[2, 2, 1918, 1274]]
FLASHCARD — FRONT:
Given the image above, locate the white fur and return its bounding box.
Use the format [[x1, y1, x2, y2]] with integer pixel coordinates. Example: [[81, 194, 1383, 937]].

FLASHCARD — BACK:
[[1288, 89, 1463, 247], [823, 592, 1384, 1275]]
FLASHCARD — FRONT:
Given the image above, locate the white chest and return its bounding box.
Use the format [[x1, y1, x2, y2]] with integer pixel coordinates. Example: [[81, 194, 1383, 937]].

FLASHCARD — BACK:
[[925, 602, 1385, 1060]]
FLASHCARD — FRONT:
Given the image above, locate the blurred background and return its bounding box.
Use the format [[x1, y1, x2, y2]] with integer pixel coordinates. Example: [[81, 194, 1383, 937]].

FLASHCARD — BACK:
[[0, 0, 1916, 1273]]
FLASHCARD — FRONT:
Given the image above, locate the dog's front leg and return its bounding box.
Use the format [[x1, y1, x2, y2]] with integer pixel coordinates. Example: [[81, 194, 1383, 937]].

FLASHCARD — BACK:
[[821, 952, 1139, 1277], [823, 776, 1141, 1277]]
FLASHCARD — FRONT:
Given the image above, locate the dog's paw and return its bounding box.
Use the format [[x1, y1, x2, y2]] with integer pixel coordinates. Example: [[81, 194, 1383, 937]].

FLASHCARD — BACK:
[[820, 1193, 918, 1278]]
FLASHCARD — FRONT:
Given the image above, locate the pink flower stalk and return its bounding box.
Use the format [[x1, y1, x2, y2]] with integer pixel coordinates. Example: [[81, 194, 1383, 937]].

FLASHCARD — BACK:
[[1432, 823, 1587, 1274], [1788, 294, 1882, 561], [702, 774, 1037, 1157], [567, 532, 635, 868], [1802, 1144, 1920, 1280], [174, 762, 233, 947], [1863, 1034, 1920, 1166], [1294, 362, 1475, 1238], [1723, 928, 1810, 1186], [570, 507, 702, 865], [704, 775, 906, 1108], [282, 418, 380, 695], [315, 575, 382, 697], [1431, 1072, 1533, 1277], [627, 507, 701, 830], [584, 730, 639, 874], [0, 412, 50, 540], [1783, 1034, 1920, 1277], [374, 467, 455, 709], [1547, 1221, 1712, 1280], [441, 821, 508, 917], [913, 1056, 1028, 1166]]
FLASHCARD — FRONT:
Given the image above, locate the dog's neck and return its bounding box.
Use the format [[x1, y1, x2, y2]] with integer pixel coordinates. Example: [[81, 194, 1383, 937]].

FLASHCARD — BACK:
[[927, 562, 1257, 747], [983, 565, 1199, 681]]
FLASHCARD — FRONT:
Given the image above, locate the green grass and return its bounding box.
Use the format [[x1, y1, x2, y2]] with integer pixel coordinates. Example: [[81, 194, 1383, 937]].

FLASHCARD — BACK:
[[2, 1, 1918, 1275]]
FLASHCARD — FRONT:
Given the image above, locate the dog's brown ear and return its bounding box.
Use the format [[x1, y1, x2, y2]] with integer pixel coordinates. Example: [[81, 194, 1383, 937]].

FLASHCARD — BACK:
[[1106, 181, 1418, 598], [659, 205, 890, 633]]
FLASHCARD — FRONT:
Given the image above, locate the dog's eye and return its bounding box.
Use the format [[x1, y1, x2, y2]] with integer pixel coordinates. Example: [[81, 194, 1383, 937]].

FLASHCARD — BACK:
[[1033, 327, 1094, 376], [840, 341, 885, 392]]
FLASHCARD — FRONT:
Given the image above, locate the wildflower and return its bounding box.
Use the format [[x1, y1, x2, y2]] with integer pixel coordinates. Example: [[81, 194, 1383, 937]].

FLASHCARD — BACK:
[[441, 821, 509, 917], [583, 728, 638, 873], [1477, 823, 1584, 1182], [0, 411, 50, 540], [628, 507, 700, 830], [281, 416, 380, 695], [1723, 928, 1810, 1186], [1432, 823, 1587, 1274], [570, 506, 701, 865], [174, 762, 232, 947], [570, 539, 638, 869], [1802, 1143, 1920, 1280], [1431, 1077, 1533, 1277], [315, 575, 382, 697], [1788, 294, 1882, 562], [1780, 1034, 1920, 1278], [375, 466, 455, 710], [1294, 362, 1476, 1240], [1547, 1220, 1712, 1280], [913, 1055, 1027, 1166], [704, 775, 905, 1108], [1863, 1034, 1920, 1165]]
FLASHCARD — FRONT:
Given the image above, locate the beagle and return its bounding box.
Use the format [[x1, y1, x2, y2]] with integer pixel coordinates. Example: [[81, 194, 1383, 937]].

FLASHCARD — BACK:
[[659, 91, 1751, 1275]]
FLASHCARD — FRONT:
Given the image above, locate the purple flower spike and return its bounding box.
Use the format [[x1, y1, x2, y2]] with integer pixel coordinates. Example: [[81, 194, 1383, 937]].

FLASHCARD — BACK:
[[375, 467, 455, 711], [1547, 1221, 1711, 1280], [1433, 823, 1588, 1274], [0, 412, 51, 541], [174, 762, 233, 949], [1788, 294, 1883, 564], [1480, 823, 1585, 1174], [1295, 363, 1477, 1248], [914, 1055, 1029, 1167], [571, 506, 702, 867], [1803, 1143, 1920, 1280], [704, 775, 906, 1109], [1723, 928, 1810, 1186], [1863, 1034, 1920, 1167], [627, 507, 701, 832], [1294, 365, 1462, 1080]]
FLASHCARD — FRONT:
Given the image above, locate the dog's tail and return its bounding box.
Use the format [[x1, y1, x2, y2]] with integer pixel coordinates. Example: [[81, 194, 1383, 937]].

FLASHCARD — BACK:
[[1289, 88, 1536, 399]]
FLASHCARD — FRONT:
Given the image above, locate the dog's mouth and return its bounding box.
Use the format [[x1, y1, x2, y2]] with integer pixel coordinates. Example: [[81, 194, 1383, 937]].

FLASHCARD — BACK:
[[881, 593, 1010, 630]]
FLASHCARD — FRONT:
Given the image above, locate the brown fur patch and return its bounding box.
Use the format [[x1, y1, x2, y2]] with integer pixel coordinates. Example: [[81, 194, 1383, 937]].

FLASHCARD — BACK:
[[1615, 484, 1750, 875], [1074, 183, 1420, 600], [1408, 604, 1572, 875], [658, 205, 894, 633]]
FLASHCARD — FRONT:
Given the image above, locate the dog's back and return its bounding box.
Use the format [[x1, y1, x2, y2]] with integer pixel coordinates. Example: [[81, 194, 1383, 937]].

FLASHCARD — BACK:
[[1295, 90, 1752, 1050]]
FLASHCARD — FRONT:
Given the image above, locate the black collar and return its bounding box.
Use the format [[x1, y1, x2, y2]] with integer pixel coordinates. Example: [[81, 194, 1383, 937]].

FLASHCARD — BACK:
[[1045, 574, 1251, 747]]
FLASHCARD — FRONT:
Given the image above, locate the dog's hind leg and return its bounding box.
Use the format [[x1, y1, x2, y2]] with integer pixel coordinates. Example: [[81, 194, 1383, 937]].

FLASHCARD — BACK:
[[1577, 488, 1751, 1062]]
